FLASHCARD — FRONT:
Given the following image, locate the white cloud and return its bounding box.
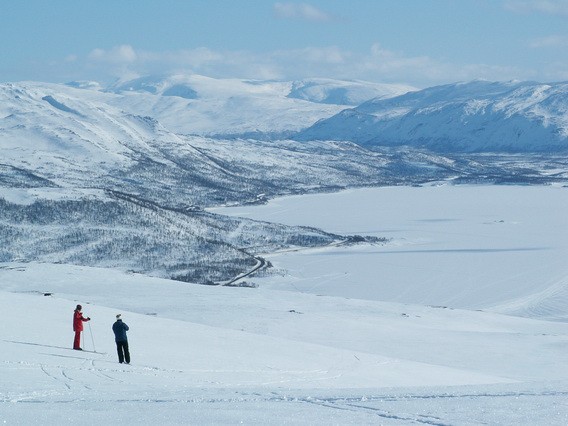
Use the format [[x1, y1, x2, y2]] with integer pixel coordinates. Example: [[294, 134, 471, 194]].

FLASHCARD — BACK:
[[504, 0, 568, 16], [64, 42, 560, 87], [273, 2, 334, 22], [267, 44, 529, 86], [88, 45, 137, 63]]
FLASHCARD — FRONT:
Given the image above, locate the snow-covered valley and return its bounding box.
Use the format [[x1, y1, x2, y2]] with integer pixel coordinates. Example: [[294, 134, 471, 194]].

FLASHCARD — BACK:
[[1, 74, 568, 424], [3, 77, 566, 285], [2, 185, 567, 425]]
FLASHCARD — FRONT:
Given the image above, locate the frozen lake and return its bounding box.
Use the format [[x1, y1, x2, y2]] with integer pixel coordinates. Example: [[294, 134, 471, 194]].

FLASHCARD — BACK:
[[211, 184, 568, 321]]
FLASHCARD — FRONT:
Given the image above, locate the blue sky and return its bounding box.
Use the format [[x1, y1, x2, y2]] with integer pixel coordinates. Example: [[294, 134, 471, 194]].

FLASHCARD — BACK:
[[2, 0, 567, 87]]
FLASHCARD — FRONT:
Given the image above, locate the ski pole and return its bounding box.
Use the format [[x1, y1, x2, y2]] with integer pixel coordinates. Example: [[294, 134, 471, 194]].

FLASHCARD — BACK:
[[88, 321, 96, 353]]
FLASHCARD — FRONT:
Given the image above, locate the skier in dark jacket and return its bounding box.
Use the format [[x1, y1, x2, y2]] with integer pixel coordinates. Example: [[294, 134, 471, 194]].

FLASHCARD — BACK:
[[112, 314, 130, 364], [73, 304, 90, 350]]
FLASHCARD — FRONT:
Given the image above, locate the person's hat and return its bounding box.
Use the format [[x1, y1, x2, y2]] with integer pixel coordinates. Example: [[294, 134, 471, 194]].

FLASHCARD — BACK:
[[76, 304, 82, 310], [116, 314, 121, 319]]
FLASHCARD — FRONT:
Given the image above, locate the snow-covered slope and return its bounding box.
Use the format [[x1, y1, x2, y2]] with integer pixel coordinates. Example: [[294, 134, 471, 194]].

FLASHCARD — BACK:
[[102, 74, 414, 138], [0, 82, 353, 282], [0, 82, 173, 183], [296, 80, 568, 152], [1, 74, 567, 424], [0, 81, 453, 205], [287, 78, 415, 105]]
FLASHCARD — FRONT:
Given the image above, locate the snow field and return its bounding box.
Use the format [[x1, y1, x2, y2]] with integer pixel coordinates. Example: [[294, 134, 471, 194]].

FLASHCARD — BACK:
[[1, 260, 567, 424]]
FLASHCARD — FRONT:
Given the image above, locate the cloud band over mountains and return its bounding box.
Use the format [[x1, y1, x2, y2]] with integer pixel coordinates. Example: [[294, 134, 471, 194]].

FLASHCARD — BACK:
[[66, 43, 533, 87]]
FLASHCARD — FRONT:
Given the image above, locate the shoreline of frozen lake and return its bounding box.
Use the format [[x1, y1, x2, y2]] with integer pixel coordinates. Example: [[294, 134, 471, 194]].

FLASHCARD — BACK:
[[210, 184, 568, 322]]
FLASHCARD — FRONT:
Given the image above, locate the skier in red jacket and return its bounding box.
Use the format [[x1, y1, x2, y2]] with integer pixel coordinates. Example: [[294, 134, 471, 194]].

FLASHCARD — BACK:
[[73, 304, 90, 350]]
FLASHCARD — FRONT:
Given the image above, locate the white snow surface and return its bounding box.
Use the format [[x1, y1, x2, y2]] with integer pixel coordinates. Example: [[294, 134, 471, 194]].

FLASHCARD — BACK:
[[2, 185, 568, 425]]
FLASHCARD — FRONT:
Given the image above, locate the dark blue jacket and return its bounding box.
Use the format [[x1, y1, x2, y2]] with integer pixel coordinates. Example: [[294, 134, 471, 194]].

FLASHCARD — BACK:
[[112, 319, 129, 342]]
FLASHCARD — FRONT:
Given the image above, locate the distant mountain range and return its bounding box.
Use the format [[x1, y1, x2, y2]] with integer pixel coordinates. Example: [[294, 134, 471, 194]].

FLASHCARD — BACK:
[[12, 75, 567, 153], [0, 78, 434, 208], [75, 74, 415, 139], [295, 80, 568, 152]]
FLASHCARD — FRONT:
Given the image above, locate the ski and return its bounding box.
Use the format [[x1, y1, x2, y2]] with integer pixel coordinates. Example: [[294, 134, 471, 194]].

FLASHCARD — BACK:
[[72, 349, 106, 355]]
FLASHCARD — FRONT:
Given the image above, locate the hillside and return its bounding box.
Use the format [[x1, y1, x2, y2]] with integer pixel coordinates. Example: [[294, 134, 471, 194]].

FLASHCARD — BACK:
[[0, 80, 423, 283], [1, 76, 567, 424], [295, 80, 568, 152], [0, 81, 459, 206]]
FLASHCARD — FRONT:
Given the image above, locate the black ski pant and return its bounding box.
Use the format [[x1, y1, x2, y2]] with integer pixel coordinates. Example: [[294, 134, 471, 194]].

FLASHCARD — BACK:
[[116, 340, 130, 364]]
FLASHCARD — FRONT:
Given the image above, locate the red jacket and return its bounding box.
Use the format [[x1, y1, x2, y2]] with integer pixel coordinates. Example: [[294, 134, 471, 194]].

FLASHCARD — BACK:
[[73, 310, 89, 332]]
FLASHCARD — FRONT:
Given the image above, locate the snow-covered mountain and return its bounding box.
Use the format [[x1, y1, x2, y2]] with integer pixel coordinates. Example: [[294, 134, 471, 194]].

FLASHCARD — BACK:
[[108, 74, 415, 106], [296, 80, 568, 152], [98, 74, 414, 138], [0, 80, 424, 283], [0, 81, 445, 206]]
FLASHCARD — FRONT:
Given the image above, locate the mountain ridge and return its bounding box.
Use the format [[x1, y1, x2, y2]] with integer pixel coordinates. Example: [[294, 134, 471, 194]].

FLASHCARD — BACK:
[[295, 80, 568, 152], [96, 74, 415, 138]]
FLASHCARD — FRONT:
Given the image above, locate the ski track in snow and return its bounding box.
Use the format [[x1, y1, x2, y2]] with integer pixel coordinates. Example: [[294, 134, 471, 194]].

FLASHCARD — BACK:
[[4, 384, 568, 425]]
